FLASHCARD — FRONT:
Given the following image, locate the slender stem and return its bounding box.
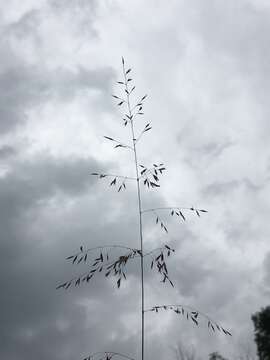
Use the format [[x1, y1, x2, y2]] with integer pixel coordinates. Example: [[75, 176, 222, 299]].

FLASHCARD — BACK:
[[123, 61, 145, 360], [132, 122, 145, 360]]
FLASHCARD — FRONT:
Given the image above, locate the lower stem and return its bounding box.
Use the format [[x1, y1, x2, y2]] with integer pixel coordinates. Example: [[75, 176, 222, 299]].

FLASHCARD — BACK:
[[131, 124, 144, 360], [138, 179, 144, 360]]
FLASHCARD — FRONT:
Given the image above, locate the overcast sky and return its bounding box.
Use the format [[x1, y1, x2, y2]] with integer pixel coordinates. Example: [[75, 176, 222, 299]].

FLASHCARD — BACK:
[[1, 1, 270, 360]]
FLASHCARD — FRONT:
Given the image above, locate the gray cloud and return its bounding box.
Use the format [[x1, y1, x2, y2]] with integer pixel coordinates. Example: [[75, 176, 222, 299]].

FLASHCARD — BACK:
[[0, 150, 169, 360], [0, 64, 114, 133], [0, 0, 114, 134], [0, 145, 17, 159], [263, 252, 270, 293], [0, 153, 133, 359]]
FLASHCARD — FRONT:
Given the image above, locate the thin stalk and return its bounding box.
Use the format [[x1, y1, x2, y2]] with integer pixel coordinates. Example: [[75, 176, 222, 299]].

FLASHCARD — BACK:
[[123, 61, 145, 360], [131, 121, 145, 360], [91, 173, 137, 181]]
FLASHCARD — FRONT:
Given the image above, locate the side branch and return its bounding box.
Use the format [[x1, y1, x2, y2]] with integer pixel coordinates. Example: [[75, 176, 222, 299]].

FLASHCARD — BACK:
[[57, 246, 141, 290], [103, 135, 133, 151], [142, 207, 208, 230], [134, 123, 152, 144], [91, 173, 136, 181], [145, 304, 232, 336], [143, 245, 175, 258], [66, 244, 139, 259], [83, 351, 135, 360], [140, 207, 208, 234], [142, 207, 208, 216], [91, 173, 136, 192]]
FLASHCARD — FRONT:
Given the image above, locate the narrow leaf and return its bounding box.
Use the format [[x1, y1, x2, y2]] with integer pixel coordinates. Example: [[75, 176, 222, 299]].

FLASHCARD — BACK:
[[179, 211, 186, 221], [104, 136, 115, 141]]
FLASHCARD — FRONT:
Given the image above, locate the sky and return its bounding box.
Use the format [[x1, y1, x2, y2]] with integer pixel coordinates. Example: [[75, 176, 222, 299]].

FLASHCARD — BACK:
[[1, 1, 270, 360]]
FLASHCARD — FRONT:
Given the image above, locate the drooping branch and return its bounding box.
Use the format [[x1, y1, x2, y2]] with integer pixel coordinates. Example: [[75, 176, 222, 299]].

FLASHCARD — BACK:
[[91, 173, 136, 192], [142, 207, 208, 232], [103, 135, 133, 151], [144, 304, 232, 336], [142, 206, 208, 218], [57, 243, 177, 291], [65, 245, 139, 260], [91, 173, 136, 181], [139, 207, 208, 234], [56, 246, 142, 290], [143, 244, 175, 258], [83, 351, 135, 360]]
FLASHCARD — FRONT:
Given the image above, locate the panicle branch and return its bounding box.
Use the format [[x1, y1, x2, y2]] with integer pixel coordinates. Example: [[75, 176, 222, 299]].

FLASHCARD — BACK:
[[141, 207, 208, 233], [91, 173, 136, 192], [56, 245, 142, 290], [57, 243, 176, 290], [142, 206, 208, 217], [83, 351, 135, 360], [103, 135, 133, 151], [145, 304, 232, 336]]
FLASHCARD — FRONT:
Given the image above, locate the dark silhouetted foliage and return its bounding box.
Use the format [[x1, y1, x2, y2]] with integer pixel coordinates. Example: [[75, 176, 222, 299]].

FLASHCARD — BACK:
[[209, 352, 228, 360], [252, 306, 270, 360]]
